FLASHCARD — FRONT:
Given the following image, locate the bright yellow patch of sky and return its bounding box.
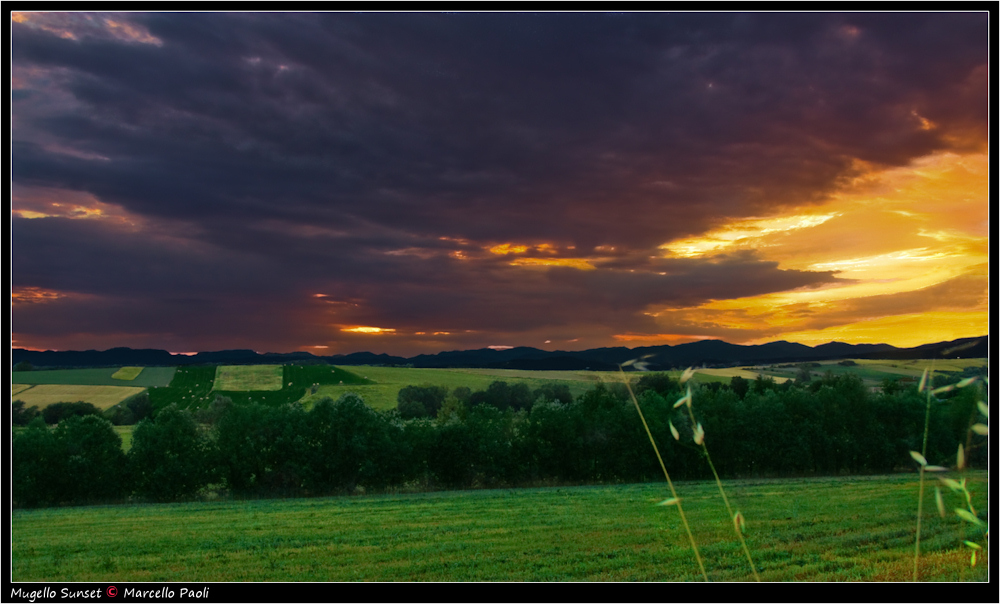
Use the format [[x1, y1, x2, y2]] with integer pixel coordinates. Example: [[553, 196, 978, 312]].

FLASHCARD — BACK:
[[509, 257, 596, 270], [653, 151, 989, 347], [776, 312, 987, 348], [488, 242, 596, 270], [489, 243, 530, 255], [341, 326, 395, 334]]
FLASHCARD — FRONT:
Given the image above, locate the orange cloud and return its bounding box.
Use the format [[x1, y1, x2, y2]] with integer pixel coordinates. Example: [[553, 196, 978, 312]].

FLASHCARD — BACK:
[[12, 287, 66, 305], [645, 151, 988, 347], [340, 326, 396, 334]]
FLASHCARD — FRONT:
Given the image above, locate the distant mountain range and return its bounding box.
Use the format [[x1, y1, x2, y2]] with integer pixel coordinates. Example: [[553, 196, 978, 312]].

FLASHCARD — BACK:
[[11, 336, 989, 371]]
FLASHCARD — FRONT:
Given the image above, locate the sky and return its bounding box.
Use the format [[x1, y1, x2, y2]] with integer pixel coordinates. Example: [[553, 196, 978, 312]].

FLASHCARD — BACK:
[[10, 12, 990, 356]]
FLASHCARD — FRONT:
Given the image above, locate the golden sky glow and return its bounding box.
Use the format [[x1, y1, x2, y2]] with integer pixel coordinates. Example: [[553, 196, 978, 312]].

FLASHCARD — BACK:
[[509, 257, 596, 270], [649, 151, 989, 346], [341, 326, 396, 334], [11, 14, 988, 356], [11, 12, 162, 45], [11, 286, 66, 305]]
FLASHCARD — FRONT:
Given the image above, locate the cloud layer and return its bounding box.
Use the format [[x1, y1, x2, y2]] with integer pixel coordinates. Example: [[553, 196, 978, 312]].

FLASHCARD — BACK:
[[11, 12, 989, 353]]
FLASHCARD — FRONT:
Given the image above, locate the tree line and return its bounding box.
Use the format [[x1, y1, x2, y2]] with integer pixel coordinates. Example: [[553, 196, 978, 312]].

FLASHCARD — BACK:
[[12, 371, 986, 507]]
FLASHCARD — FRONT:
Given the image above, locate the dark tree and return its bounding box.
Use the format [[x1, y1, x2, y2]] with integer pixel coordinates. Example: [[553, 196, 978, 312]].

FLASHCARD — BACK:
[[13, 417, 65, 507], [397, 384, 447, 418], [730, 376, 750, 400], [533, 382, 573, 405], [56, 414, 129, 503], [126, 393, 154, 423], [634, 372, 678, 398], [12, 401, 41, 427], [43, 401, 102, 424], [451, 386, 472, 404], [129, 405, 217, 501], [308, 394, 395, 493]]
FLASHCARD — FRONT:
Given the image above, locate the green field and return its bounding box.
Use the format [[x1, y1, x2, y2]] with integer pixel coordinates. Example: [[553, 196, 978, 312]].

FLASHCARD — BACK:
[[10, 472, 987, 582], [11, 367, 177, 388], [111, 366, 144, 381], [113, 425, 135, 452], [754, 358, 987, 387], [147, 366, 217, 410], [298, 366, 628, 410], [214, 365, 284, 391], [11, 385, 147, 410]]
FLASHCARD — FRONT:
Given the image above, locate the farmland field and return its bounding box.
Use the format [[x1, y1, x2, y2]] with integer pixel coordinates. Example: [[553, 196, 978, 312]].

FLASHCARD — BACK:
[[111, 366, 144, 380], [687, 367, 790, 383], [296, 366, 615, 410], [147, 366, 216, 410], [11, 366, 176, 388], [753, 358, 987, 387], [12, 383, 33, 397], [297, 365, 806, 409], [11, 384, 146, 410], [213, 365, 284, 391], [10, 472, 988, 582]]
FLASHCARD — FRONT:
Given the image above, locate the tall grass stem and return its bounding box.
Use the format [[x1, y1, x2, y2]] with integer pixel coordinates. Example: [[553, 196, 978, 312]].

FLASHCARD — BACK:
[[913, 362, 934, 581], [682, 401, 762, 582], [619, 367, 709, 581]]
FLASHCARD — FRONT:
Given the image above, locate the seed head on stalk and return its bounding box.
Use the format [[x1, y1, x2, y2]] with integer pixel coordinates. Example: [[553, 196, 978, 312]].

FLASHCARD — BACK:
[[675, 367, 761, 582], [618, 360, 708, 581]]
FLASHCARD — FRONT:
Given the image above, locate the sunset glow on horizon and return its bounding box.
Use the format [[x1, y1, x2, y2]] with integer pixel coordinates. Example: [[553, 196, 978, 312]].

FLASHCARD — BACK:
[[11, 12, 989, 356]]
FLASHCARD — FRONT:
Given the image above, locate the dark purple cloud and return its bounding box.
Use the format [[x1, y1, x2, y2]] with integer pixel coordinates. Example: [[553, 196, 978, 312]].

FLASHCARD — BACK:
[[10, 12, 988, 353]]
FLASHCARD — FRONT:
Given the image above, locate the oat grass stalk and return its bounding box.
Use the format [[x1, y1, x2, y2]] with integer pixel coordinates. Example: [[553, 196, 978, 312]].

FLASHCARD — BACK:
[[677, 370, 761, 582], [912, 364, 933, 582], [619, 365, 709, 581]]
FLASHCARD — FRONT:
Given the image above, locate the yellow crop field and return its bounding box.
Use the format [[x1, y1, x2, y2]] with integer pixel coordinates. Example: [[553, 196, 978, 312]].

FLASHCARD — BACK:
[[852, 358, 987, 374], [12, 384, 34, 397], [689, 367, 791, 383], [111, 366, 144, 380], [11, 385, 146, 410], [213, 365, 283, 391]]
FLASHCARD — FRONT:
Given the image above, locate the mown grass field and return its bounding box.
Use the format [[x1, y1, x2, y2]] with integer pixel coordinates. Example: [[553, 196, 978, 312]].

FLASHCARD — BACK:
[[11, 366, 177, 388], [11, 385, 147, 410], [213, 365, 285, 391], [111, 366, 144, 381], [10, 472, 987, 582]]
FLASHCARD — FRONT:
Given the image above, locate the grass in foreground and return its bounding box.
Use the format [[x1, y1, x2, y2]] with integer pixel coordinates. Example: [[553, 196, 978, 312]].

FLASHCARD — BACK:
[[11, 473, 987, 582]]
